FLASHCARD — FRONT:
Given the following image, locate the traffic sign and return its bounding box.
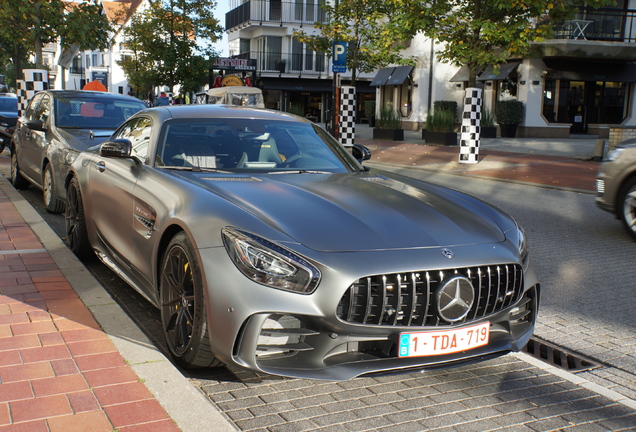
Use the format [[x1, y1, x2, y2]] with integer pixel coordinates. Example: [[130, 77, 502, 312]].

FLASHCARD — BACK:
[[332, 41, 347, 73]]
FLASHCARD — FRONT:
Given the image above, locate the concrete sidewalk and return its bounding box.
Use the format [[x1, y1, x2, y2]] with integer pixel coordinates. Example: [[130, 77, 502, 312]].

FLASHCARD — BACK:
[[0, 128, 602, 431]]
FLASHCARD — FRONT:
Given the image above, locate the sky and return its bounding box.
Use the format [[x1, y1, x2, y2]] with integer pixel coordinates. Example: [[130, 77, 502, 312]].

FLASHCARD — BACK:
[[213, 1, 229, 56]]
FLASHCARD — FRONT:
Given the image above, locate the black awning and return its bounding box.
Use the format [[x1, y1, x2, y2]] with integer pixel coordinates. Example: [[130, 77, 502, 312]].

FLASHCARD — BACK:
[[449, 65, 471, 82], [386, 66, 413, 86], [370, 67, 395, 86], [477, 61, 521, 81], [543, 59, 636, 82]]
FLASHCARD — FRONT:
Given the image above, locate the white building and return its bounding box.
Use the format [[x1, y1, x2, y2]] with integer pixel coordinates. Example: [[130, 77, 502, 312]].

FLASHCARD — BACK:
[[227, 0, 636, 138], [45, 0, 144, 96]]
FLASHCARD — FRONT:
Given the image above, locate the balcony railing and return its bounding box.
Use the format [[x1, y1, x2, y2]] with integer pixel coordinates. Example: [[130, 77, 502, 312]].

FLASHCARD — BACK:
[[227, 0, 327, 30], [553, 7, 636, 42], [232, 51, 329, 76]]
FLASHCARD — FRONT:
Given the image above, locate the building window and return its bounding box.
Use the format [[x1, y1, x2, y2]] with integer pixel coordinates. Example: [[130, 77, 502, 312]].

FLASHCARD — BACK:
[[291, 39, 303, 71], [260, 36, 282, 71], [542, 79, 628, 125]]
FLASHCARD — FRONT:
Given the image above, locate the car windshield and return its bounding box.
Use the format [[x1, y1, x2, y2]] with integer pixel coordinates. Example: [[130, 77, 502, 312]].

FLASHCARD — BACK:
[[0, 97, 17, 112], [55, 97, 146, 129], [156, 119, 360, 173]]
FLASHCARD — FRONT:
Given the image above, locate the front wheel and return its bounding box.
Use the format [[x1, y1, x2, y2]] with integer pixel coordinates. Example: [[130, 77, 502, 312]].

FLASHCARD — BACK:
[[43, 164, 64, 213], [64, 177, 94, 261], [10, 147, 29, 189], [619, 178, 636, 240], [160, 232, 222, 369]]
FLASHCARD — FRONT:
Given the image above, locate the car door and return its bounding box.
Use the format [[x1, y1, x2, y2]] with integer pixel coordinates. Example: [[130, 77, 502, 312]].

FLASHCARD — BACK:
[[19, 93, 50, 183], [87, 117, 153, 280]]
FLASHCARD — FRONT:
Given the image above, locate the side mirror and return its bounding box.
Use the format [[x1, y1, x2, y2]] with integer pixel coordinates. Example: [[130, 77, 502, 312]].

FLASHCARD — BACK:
[[25, 119, 45, 131], [351, 143, 371, 162], [100, 138, 133, 159]]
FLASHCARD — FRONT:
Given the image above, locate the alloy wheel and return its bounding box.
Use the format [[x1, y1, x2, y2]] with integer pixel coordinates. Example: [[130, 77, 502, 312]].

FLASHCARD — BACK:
[[624, 188, 636, 235], [161, 245, 196, 356], [43, 167, 54, 207]]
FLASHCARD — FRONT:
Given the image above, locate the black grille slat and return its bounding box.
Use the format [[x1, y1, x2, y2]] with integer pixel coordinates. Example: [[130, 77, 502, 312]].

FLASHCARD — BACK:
[[337, 264, 524, 327]]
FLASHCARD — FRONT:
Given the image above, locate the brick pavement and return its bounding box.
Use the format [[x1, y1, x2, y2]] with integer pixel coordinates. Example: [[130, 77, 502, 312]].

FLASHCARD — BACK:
[[0, 180, 181, 431], [356, 139, 598, 192]]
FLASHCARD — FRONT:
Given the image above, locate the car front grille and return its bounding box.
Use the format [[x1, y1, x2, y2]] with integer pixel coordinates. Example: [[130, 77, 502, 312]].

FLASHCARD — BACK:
[[337, 264, 524, 327]]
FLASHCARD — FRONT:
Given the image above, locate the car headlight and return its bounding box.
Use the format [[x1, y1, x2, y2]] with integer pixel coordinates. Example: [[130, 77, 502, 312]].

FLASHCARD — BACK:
[[516, 224, 528, 265], [222, 227, 321, 294], [606, 147, 624, 162]]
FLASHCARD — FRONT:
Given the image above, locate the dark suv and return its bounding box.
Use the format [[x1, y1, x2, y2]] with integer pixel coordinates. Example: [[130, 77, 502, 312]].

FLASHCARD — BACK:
[[10, 90, 146, 212], [596, 140, 636, 239], [0, 93, 18, 154]]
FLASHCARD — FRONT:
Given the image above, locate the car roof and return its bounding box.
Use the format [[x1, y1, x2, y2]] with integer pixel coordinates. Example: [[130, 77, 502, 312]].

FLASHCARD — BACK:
[[150, 104, 310, 123], [0, 93, 17, 98], [42, 89, 143, 101]]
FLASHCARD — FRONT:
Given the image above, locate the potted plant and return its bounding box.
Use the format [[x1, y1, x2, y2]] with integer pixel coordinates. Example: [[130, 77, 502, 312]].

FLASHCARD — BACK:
[[275, 59, 287, 73], [481, 108, 497, 138], [423, 100, 457, 139], [373, 106, 404, 140], [495, 99, 524, 138], [364, 100, 376, 127], [424, 109, 457, 146]]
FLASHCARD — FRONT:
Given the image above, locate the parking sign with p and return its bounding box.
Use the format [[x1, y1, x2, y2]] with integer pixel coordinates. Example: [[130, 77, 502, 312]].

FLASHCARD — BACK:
[[332, 41, 347, 73]]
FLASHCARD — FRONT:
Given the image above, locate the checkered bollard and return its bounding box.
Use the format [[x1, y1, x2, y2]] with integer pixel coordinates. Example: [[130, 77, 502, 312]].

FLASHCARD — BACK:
[[339, 86, 356, 148], [18, 69, 49, 116], [459, 87, 482, 164]]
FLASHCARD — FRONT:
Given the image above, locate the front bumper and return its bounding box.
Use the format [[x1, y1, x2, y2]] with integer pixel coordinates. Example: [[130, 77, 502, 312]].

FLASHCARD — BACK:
[[200, 244, 540, 381]]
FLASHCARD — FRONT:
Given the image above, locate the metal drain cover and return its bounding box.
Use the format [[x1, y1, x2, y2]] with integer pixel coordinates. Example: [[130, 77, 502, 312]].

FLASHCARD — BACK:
[[524, 337, 601, 372]]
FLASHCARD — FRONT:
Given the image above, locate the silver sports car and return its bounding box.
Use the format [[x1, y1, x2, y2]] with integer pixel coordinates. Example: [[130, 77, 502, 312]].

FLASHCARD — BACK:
[[64, 104, 540, 380]]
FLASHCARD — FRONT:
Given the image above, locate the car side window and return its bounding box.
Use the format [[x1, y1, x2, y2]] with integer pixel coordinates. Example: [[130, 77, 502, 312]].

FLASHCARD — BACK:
[[112, 117, 153, 163]]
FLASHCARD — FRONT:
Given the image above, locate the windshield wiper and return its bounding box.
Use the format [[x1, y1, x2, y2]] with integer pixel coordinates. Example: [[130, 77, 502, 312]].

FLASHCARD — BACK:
[[268, 169, 332, 174], [161, 166, 231, 173]]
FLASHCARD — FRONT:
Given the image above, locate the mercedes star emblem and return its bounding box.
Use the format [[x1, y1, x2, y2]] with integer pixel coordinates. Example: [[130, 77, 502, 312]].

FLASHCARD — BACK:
[[437, 276, 475, 322]]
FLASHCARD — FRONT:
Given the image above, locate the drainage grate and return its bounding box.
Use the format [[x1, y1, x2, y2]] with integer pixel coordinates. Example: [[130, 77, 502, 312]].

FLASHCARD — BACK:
[[523, 337, 601, 372]]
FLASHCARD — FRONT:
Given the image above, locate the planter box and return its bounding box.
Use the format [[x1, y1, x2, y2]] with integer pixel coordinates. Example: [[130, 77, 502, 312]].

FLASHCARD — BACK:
[[481, 126, 497, 138], [425, 130, 458, 146], [373, 128, 404, 141], [499, 124, 518, 138]]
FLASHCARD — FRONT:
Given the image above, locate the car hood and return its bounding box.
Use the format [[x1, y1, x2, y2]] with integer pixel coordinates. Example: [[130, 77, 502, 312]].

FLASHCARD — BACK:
[[0, 111, 17, 120], [185, 171, 507, 252], [57, 128, 114, 151]]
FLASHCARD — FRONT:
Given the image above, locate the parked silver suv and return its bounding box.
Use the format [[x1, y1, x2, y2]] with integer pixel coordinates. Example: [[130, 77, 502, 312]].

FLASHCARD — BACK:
[[10, 90, 146, 213], [596, 140, 636, 239]]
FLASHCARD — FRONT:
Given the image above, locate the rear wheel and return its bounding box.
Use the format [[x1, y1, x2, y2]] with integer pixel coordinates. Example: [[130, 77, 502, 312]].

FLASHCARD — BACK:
[[10, 147, 29, 189], [160, 232, 222, 369], [64, 177, 94, 261], [619, 178, 636, 240], [43, 164, 64, 213]]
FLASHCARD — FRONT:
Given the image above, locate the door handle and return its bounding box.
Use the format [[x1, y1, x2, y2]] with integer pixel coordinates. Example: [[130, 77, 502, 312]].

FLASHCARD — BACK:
[[96, 161, 106, 172]]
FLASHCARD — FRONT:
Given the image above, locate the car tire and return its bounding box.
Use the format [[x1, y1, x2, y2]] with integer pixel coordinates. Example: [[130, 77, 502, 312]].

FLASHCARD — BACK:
[[43, 164, 64, 214], [64, 177, 94, 261], [618, 178, 636, 240], [160, 232, 222, 369], [10, 146, 29, 190]]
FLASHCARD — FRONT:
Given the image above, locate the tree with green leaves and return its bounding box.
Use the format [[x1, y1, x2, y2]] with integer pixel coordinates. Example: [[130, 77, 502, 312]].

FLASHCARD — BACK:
[[294, 0, 413, 86], [379, 0, 615, 87], [117, 0, 222, 98], [0, 0, 112, 82]]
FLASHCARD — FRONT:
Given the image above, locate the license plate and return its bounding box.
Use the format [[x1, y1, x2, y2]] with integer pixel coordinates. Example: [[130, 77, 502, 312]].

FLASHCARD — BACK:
[[398, 322, 490, 358]]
